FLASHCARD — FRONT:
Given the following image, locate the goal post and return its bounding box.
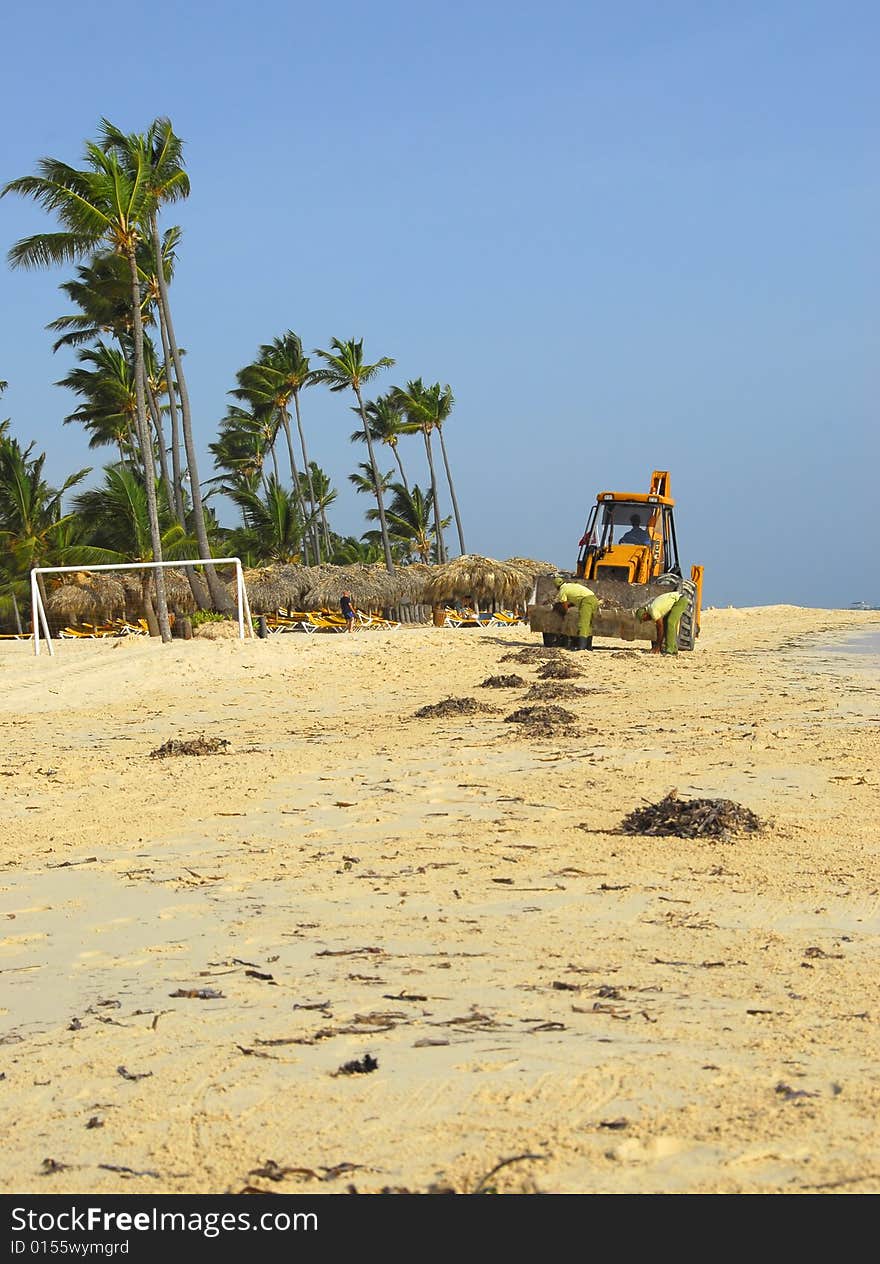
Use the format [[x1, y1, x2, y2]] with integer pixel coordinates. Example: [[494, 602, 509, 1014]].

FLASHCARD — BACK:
[[30, 557, 254, 657]]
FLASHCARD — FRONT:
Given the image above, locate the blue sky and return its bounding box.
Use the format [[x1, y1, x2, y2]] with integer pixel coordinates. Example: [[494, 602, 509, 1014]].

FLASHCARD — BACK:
[[1, 0, 876, 607]]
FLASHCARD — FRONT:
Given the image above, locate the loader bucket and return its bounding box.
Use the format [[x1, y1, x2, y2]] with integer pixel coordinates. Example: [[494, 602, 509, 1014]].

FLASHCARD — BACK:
[[528, 572, 692, 647]]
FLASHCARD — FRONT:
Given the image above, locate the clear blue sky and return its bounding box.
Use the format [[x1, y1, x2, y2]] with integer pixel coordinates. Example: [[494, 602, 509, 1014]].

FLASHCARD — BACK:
[[1, 0, 876, 607]]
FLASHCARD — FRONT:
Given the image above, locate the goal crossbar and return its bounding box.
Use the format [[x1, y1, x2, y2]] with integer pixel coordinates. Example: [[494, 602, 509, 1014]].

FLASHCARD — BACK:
[[30, 557, 254, 656]]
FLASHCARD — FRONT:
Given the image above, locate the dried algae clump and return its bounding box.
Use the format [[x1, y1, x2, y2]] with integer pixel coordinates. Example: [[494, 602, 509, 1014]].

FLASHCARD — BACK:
[[150, 736, 230, 758], [536, 660, 582, 680], [504, 705, 578, 737], [620, 790, 763, 838], [414, 697, 495, 719]]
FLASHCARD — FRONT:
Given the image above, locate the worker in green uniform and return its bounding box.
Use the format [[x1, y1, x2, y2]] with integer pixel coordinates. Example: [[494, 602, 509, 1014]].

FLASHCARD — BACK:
[[636, 589, 689, 655], [552, 576, 599, 650]]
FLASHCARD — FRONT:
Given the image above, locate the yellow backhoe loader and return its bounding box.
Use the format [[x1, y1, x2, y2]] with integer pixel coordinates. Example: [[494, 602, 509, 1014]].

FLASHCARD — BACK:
[[528, 470, 704, 650]]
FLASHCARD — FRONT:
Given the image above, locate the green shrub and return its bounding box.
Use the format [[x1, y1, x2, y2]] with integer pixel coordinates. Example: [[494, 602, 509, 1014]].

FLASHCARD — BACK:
[[191, 610, 230, 627]]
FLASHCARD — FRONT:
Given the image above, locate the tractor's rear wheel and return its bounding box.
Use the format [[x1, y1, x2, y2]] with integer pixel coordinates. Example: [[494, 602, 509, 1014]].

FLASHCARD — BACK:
[[677, 583, 698, 651]]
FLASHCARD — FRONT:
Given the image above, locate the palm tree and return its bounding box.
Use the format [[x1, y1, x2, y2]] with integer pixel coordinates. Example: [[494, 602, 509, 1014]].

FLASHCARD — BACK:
[[391, 378, 448, 561], [46, 250, 140, 351], [369, 482, 447, 564], [353, 393, 411, 493], [99, 117, 229, 612], [298, 461, 336, 545], [223, 476, 304, 566], [56, 341, 140, 466], [349, 461, 393, 500], [72, 464, 200, 634], [72, 464, 196, 560], [330, 535, 384, 565], [423, 382, 465, 556], [232, 332, 325, 561], [47, 240, 188, 531], [311, 338, 396, 571], [0, 428, 89, 629], [211, 403, 280, 492], [2, 139, 173, 640], [230, 353, 310, 561]]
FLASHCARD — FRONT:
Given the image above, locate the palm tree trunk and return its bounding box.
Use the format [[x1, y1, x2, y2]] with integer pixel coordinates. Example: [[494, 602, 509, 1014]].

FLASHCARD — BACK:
[[127, 246, 172, 643], [155, 299, 186, 522], [145, 371, 209, 610], [144, 375, 175, 516], [277, 407, 313, 565], [292, 391, 322, 562], [354, 384, 395, 573], [437, 425, 466, 555], [391, 444, 410, 494], [422, 428, 447, 563], [149, 211, 230, 613]]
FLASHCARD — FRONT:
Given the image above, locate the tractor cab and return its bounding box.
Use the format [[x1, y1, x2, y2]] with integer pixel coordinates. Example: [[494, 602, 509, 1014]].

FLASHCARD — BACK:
[[576, 472, 681, 586]]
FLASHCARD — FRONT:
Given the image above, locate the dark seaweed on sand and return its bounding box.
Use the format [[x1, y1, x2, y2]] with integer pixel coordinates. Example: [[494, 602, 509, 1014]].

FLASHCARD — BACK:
[[150, 736, 229, 758], [620, 790, 763, 838], [414, 697, 495, 718], [503, 705, 579, 736]]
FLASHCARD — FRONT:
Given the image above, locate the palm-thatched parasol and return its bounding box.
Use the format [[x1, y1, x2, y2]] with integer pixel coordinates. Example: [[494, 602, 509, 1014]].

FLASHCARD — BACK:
[[162, 569, 198, 613], [504, 557, 559, 580], [420, 555, 535, 606], [46, 575, 127, 621], [394, 562, 433, 604], [272, 564, 313, 609], [302, 563, 402, 611], [242, 567, 288, 614], [46, 583, 102, 621]]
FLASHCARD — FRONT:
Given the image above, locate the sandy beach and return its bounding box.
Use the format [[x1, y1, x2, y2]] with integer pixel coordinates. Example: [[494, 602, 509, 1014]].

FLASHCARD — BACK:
[[0, 605, 877, 1195]]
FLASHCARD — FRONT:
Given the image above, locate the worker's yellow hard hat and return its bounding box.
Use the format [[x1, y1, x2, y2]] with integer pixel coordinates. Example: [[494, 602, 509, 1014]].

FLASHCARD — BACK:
[[553, 575, 565, 587]]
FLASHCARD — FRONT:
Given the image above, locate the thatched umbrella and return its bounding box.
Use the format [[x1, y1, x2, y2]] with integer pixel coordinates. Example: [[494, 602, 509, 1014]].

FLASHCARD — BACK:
[[162, 569, 198, 613], [82, 574, 126, 614], [273, 564, 314, 609], [303, 563, 398, 611], [504, 557, 559, 580], [242, 567, 287, 614], [46, 575, 127, 623], [420, 555, 534, 607], [394, 562, 433, 604], [46, 583, 102, 622]]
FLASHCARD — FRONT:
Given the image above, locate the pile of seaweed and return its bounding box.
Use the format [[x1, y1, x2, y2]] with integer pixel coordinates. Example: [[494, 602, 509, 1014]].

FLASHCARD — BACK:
[[499, 646, 561, 664], [505, 705, 577, 736], [414, 697, 495, 719], [620, 790, 763, 838], [536, 659, 581, 680], [480, 674, 526, 688], [524, 681, 590, 702], [150, 736, 230, 758]]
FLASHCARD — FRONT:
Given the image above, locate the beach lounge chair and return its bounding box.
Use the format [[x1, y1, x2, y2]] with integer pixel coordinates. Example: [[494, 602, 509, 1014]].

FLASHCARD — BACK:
[[305, 610, 347, 632], [487, 610, 525, 627]]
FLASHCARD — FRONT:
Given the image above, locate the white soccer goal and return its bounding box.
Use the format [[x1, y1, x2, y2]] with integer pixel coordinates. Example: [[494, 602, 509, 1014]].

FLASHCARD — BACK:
[[30, 557, 254, 657]]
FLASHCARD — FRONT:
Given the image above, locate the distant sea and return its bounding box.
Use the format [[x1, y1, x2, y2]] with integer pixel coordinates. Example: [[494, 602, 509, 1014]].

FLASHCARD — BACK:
[[826, 628, 880, 655]]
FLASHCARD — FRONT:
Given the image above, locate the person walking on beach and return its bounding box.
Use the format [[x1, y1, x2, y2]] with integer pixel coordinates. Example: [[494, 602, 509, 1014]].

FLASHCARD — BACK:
[[340, 590, 357, 633], [636, 589, 689, 655], [552, 575, 599, 650]]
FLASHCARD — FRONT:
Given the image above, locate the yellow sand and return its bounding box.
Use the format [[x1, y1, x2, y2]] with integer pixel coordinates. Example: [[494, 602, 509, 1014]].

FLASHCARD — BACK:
[[0, 605, 877, 1194]]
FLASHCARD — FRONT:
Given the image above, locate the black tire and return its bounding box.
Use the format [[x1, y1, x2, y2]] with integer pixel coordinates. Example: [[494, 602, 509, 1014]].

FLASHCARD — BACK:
[[542, 631, 559, 646], [677, 587, 697, 651]]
